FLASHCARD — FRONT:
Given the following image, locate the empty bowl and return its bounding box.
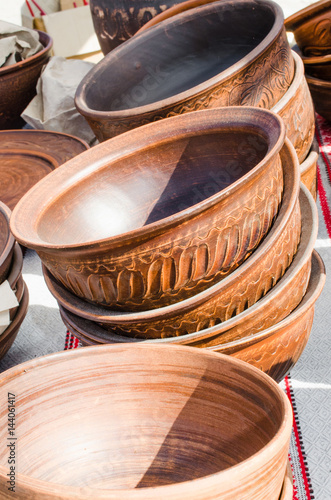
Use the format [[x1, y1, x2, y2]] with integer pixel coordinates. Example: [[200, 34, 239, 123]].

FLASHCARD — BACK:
[[76, 0, 294, 141], [0, 343, 292, 499], [0, 30, 52, 129], [10, 107, 285, 310]]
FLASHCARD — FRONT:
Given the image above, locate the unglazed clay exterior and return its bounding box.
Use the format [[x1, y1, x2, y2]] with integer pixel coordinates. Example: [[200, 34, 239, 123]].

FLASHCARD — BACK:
[[300, 139, 319, 200], [272, 51, 315, 164], [0, 31, 52, 130], [76, 0, 294, 141], [302, 52, 331, 80], [0, 202, 15, 284], [0, 344, 292, 499], [43, 141, 316, 341], [11, 107, 285, 310], [285, 0, 331, 56], [306, 74, 331, 123]]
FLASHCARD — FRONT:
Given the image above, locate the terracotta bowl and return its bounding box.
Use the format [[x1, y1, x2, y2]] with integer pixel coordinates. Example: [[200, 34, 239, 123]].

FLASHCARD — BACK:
[[306, 74, 331, 123], [0, 344, 292, 499], [285, 0, 331, 57], [75, 0, 294, 141], [61, 250, 324, 383], [0, 202, 15, 284], [5, 244, 24, 321], [302, 52, 331, 80], [0, 31, 53, 130], [271, 51, 315, 164], [43, 141, 313, 341], [0, 284, 29, 362], [300, 138, 319, 200], [11, 107, 285, 310]]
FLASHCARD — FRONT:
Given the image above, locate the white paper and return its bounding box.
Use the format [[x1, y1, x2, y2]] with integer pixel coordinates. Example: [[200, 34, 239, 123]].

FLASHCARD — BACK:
[[0, 310, 10, 329], [0, 280, 19, 312], [0, 21, 43, 67]]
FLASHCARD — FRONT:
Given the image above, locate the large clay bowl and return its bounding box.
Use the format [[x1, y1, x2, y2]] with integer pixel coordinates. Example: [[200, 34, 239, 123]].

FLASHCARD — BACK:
[[0, 344, 292, 499], [11, 107, 285, 310], [272, 51, 315, 164], [0, 202, 15, 284], [0, 31, 52, 130], [300, 138, 319, 200], [306, 74, 331, 122], [43, 140, 310, 340], [0, 284, 29, 361], [302, 52, 331, 80], [285, 0, 331, 56], [76, 0, 294, 141], [60, 250, 324, 383]]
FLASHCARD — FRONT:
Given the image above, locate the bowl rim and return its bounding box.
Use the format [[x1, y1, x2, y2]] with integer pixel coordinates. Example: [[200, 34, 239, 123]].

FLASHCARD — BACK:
[[10, 106, 285, 251], [0, 128, 90, 152], [302, 53, 331, 65], [0, 343, 292, 499], [0, 202, 15, 276], [306, 73, 331, 88], [300, 138, 319, 177], [285, 0, 331, 31], [0, 30, 53, 76], [42, 138, 309, 327], [75, 0, 285, 119]]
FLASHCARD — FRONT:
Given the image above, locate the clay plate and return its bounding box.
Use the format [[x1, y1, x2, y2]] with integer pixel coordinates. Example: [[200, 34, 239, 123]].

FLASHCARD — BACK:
[[11, 107, 285, 310], [0, 344, 292, 499], [44, 140, 313, 341], [76, 0, 294, 141]]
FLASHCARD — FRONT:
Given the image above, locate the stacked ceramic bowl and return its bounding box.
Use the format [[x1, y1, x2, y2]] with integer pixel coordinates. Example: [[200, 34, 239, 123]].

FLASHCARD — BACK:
[[0, 343, 293, 499], [10, 105, 324, 383], [76, 0, 317, 199], [0, 202, 28, 361], [286, 0, 331, 123]]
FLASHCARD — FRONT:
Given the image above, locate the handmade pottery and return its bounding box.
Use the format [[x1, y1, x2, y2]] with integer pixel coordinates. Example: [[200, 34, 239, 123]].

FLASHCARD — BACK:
[[306, 74, 331, 123], [90, 0, 189, 54], [5, 244, 24, 321], [0, 31, 52, 130], [279, 461, 293, 500], [10, 107, 285, 310], [0, 129, 89, 164], [300, 139, 319, 200], [302, 52, 331, 80], [0, 344, 292, 499], [0, 284, 28, 361], [271, 51, 315, 164], [76, 0, 294, 141], [0, 202, 15, 284], [43, 142, 314, 341], [285, 0, 331, 56]]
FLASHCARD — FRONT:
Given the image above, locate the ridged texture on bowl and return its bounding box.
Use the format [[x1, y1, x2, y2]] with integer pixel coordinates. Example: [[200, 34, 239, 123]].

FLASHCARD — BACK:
[[0, 344, 292, 499]]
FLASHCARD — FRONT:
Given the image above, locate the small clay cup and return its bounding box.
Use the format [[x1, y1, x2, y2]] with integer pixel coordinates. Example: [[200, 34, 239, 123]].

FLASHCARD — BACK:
[[285, 0, 331, 57], [0, 31, 53, 130], [11, 107, 285, 311], [0, 344, 292, 499], [76, 0, 294, 141]]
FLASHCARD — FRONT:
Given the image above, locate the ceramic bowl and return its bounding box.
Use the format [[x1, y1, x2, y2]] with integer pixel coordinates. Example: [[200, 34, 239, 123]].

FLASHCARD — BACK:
[[300, 138, 319, 200], [76, 0, 294, 141], [61, 250, 324, 383], [306, 74, 331, 123], [0, 202, 15, 284], [272, 51, 315, 163], [0, 344, 292, 499], [5, 244, 24, 321], [43, 141, 313, 341], [0, 283, 29, 361], [11, 107, 285, 310], [279, 461, 293, 500], [285, 0, 331, 57], [0, 31, 52, 130], [302, 52, 331, 80]]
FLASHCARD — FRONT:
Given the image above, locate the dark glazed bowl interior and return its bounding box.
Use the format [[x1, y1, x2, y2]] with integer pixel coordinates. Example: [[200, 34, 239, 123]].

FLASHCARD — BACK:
[[79, 0, 277, 113]]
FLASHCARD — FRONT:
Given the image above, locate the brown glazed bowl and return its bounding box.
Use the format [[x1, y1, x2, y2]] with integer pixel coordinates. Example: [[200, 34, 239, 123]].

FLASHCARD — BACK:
[[0, 31, 53, 130], [75, 0, 294, 141], [61, 249, 325, 384], [0, 344, 292, 499], [306, 74, 331, 123], [285, 0, 331, 57], [271, 51, 315, 164], [0, 202, 15, 284], [300, 138, 319, 200], [43, 140, 311, 340], [0, 284, 29, 361], [11, 107, 285, 310]]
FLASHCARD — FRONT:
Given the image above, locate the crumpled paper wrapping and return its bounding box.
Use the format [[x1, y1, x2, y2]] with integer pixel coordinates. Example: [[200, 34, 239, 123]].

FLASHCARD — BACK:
[[22, 56, 97, 146], [0, 21, 43, 67]]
